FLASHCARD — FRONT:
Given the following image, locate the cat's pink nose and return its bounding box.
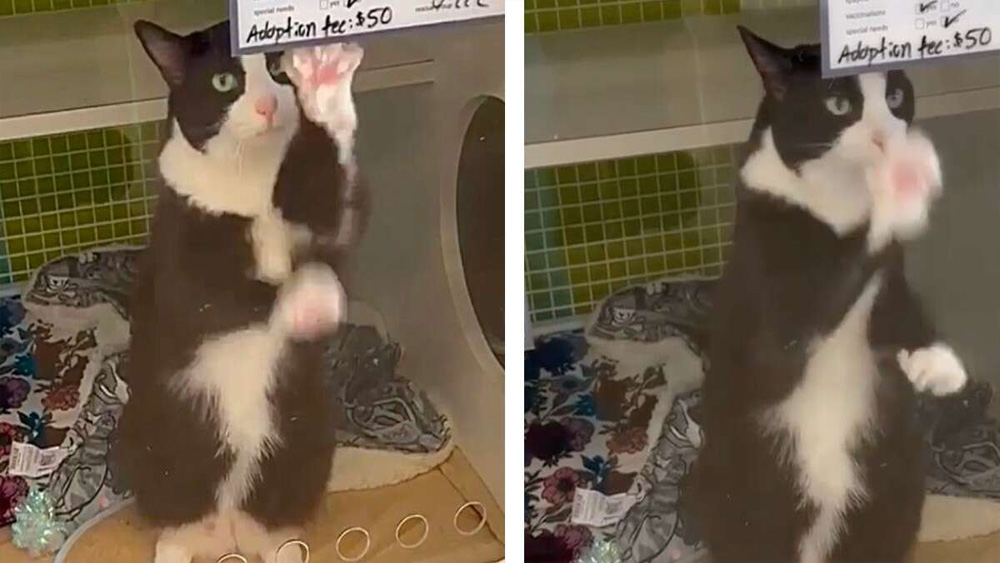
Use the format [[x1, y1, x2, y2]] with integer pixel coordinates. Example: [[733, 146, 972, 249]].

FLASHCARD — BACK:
[[255, 95, 277, 120]]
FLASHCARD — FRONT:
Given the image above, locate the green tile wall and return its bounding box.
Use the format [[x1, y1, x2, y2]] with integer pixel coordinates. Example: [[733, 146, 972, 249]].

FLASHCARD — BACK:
[[0, 0, 144, 17], [741, 0, 816, 9], [0, 123, 161, 284], [525, 0, 741, 34], [525, 147, 737, 322]]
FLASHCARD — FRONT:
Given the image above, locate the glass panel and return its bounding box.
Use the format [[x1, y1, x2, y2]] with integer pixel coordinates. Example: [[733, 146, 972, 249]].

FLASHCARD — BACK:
[[1, 3, 504, 561], [524, 2, 1000, 562]]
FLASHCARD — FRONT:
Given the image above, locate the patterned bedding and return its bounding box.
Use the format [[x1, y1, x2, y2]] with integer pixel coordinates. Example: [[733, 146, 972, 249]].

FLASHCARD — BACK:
[[525, 278, 1000, 563], [1, 299, 34, 527], [1, 248, 451, 548]]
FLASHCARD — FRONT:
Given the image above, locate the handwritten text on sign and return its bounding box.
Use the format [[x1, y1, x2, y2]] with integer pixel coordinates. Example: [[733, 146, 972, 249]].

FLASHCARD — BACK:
[[232, 0, 504, 54], [822, 0, 1000, 76]]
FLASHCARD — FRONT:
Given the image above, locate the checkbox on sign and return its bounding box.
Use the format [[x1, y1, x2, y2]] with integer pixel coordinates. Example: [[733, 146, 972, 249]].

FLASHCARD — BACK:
[[916, 19, 926, 30], [319, 0, 328, 9], [917, 1, 944, 14]]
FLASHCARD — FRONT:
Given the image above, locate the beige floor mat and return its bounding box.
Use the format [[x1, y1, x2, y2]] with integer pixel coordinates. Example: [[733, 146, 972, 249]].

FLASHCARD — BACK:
[[1, 451, 504, 563], [910, 532, 1000, 563], [4, 513, 999, 561]]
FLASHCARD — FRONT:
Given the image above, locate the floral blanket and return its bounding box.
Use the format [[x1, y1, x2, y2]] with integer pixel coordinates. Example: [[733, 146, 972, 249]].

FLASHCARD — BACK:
[[1, 298, 33, 527], [2, 247, 451, 549], [525, 280, 712, 563], [0, 292, 122, 531], [525, 277, 1000, 563]]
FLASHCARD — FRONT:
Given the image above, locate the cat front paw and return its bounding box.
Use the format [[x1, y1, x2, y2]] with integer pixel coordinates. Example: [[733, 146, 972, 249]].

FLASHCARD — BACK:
[[251, 214, 293, 284], [286, 43, 363, 132], [867, 131, 943, 247], [272, 263, 346, 341], [897, 343, 967, 396]]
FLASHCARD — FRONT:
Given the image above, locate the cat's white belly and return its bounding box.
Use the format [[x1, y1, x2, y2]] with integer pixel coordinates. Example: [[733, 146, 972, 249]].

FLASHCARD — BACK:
[[174, 326, 286, 510], [768, 279, 881, 563]]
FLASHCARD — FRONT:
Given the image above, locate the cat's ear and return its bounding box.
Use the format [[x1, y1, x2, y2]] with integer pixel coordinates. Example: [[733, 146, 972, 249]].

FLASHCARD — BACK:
[[738, 26, 793, 101], [135, 20, 187, 88]]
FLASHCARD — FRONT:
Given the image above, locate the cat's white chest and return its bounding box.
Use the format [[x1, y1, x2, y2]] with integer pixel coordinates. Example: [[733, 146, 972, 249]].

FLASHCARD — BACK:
[[768, 278, 882, 563], [158, 121, 291, 219]]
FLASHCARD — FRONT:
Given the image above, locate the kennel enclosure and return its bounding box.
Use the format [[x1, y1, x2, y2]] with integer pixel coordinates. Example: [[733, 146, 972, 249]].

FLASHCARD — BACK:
[[0, 0, 505, 561], [524, 1, 1000, 560]]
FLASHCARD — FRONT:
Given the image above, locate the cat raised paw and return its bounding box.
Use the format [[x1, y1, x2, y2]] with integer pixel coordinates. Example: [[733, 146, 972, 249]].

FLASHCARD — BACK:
[[897, 343, 968, 396], [286, 43, 363, 134], [867, 131, 943, 247], [272, 263, 346, 341]]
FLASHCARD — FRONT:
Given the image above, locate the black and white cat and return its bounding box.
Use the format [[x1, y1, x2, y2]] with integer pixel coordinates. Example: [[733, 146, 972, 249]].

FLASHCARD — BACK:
[[682, 28, 968, 562], [113, 21, 366, 563]]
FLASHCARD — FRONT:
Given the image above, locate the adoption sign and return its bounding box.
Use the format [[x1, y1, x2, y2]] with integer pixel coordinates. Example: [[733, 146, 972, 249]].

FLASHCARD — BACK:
[[230, 0, 504, 54], [821, 0, 1000, 76]]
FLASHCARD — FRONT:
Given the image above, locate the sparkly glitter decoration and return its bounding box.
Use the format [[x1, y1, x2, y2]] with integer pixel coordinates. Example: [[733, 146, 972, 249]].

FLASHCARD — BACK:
[[576, 539, 623, 563], [11, 487, 67, 556]]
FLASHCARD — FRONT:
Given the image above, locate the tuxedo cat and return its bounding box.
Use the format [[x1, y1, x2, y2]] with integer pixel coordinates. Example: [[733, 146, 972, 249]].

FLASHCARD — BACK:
[[681, 28, 968, 563], [113, 21, 367, 563]]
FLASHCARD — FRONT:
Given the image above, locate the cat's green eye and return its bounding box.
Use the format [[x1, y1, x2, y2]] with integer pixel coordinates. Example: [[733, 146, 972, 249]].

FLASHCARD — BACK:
[[886, 88, 905, 110], [211, 72, 238, 93], [824, 96, 852, 116], [267, 59, 283, 76]]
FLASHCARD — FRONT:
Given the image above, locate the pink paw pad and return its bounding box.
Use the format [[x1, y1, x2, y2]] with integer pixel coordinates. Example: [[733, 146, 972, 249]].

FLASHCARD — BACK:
[[884, 133, 942, 201], [287, 43, 363, 128], [291, 44, 363, 92], [866, 131, 943, 245], [889, 161, 922, 198]]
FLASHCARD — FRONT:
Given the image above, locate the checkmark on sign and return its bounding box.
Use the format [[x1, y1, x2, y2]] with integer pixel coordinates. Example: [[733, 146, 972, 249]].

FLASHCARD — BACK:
[[919, 1, 937, 14], [944, 10, 967, 29]]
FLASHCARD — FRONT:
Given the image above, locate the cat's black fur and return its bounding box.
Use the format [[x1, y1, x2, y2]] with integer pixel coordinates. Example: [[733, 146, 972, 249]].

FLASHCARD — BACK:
[[112, 20, 365, 529], [680, 29, 934, 562]]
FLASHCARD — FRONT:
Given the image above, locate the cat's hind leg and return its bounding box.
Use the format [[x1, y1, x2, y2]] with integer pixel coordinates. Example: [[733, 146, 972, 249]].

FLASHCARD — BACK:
[[154, 515, 236, 563], [231, 511, 307, 563], [153, 537, 192, 563]]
